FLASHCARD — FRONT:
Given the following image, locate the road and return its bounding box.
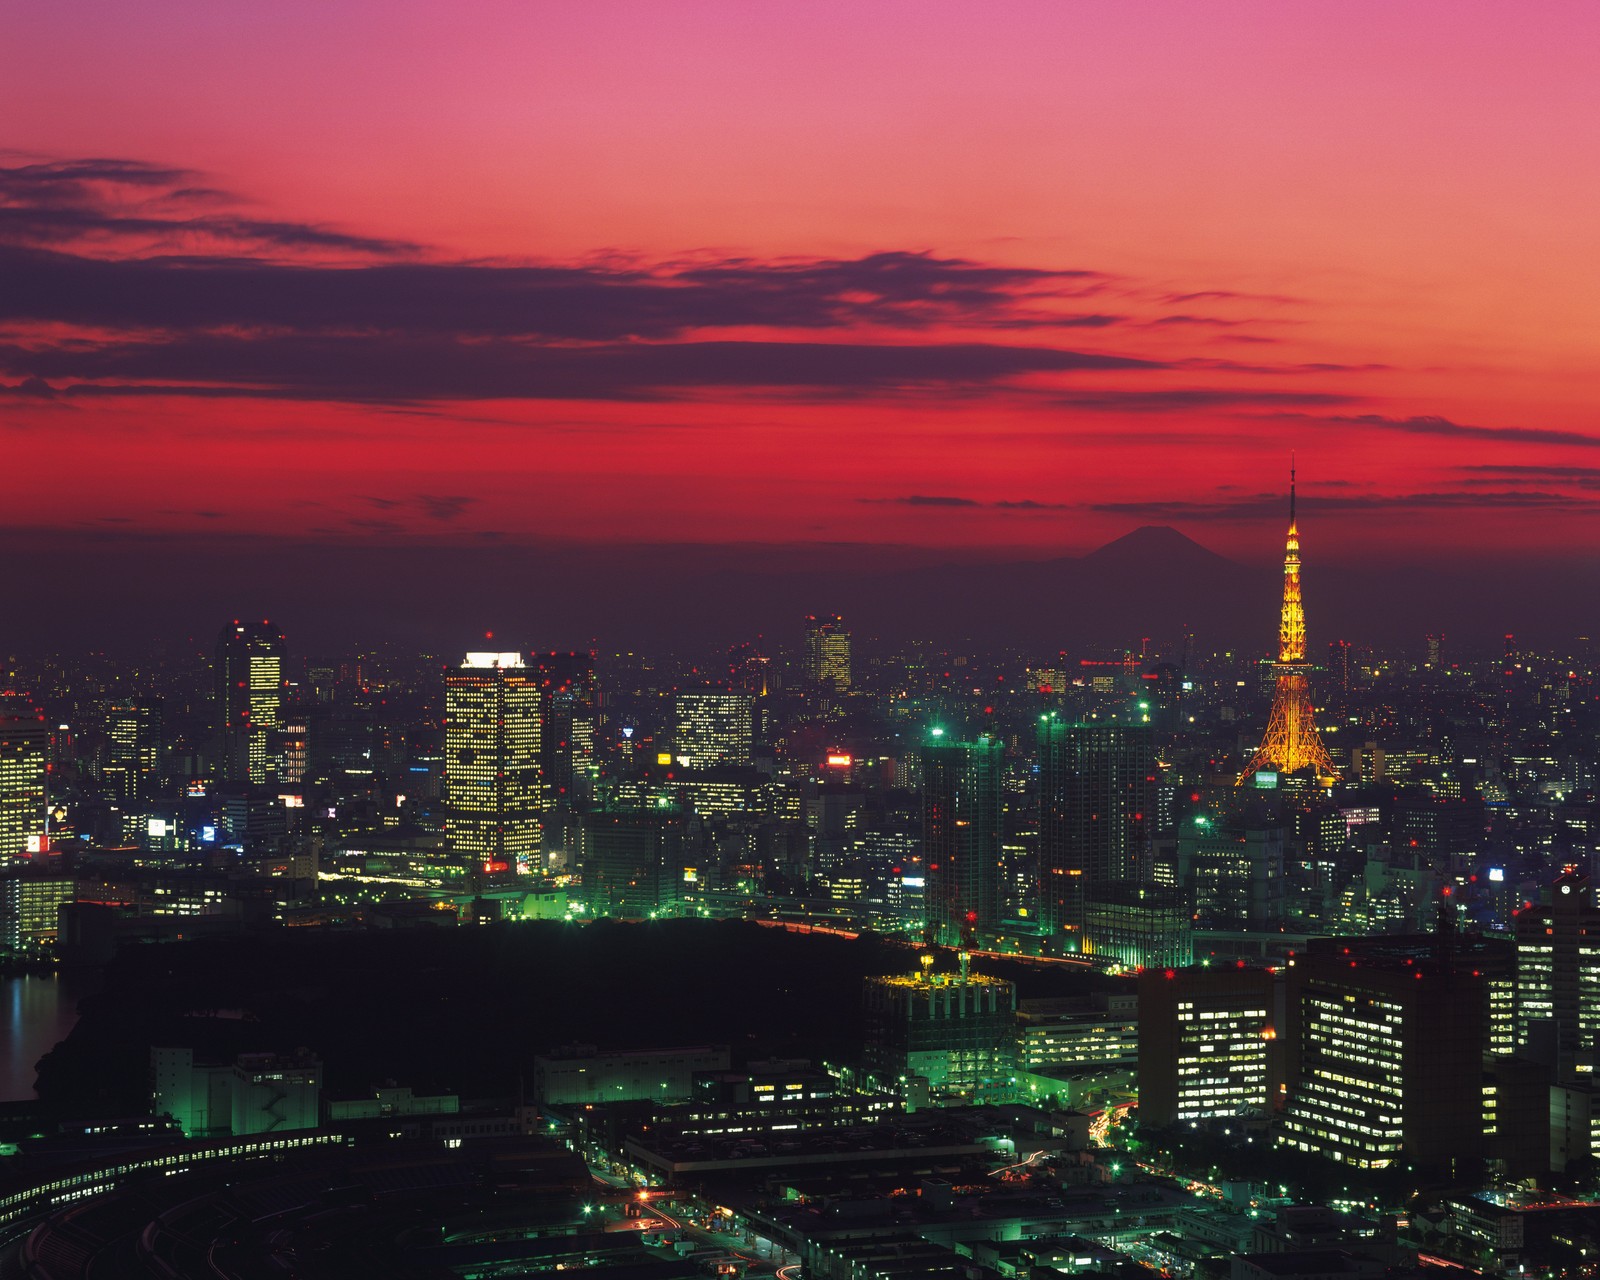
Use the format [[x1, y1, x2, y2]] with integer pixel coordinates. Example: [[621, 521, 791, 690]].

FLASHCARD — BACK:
[[586, 1157, 797, 1276]]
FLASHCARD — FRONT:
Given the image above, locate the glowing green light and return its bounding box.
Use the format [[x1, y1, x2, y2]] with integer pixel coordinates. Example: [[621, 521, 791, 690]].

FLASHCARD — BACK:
[[930, 727, 945, 737]]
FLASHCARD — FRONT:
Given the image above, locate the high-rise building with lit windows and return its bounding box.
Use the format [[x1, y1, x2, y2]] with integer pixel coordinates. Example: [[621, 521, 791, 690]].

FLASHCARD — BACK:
[[1139, 966, 1275, 1128], [922, 731, 1003, 947], [215, 620, 283, 785], [673, 691, 753, 768], [1277, 933, 1493, 1171], [104, 701, 162, 809], [443, 652, 542, 881], [1513, 869, 1600, 1064], [1038, 717, 1154, 935], [0, 716, 50, 858], [803, 614, 851, 693], [0, 870, 74, 953]]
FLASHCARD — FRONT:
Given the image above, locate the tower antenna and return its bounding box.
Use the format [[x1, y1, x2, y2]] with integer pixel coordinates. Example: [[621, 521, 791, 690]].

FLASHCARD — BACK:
[[1237, 461, 1337, 784]]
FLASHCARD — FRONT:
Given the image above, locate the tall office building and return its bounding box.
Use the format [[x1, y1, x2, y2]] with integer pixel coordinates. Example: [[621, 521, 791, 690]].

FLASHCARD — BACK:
[[443, 652, 542, 881], [673, 691, 753, 768], [1513, 869, 1600, 1063], [1138, 966, 1276, 1128], [580, 806, 684, 918], [104, 701, 162, 809], [1277, 931, 1496, 1171], [1326, 639, 1352, 711], [533, 652, 597, 808], [215, 620, 284, 785], [1177, 817, 1286, 931], [922, 731, 1003, 947], [1038, 717, 1154, 935], [0, 716, 50, 858], [803, 614, 851, 693]]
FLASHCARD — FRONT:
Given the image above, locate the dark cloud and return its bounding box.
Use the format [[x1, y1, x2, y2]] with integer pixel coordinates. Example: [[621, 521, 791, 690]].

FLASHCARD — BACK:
[[1, 336, 1161, 403], [1465, 464, 1600, 476], [1091, 489, 1598, 520], [0, 243, 1119, 339], [1050, 387, 1356, 413], [872, 495, 983, 507], [1325, 413, 1600, 450], [416, 494, 475, 521], [1160, 289, 1303, 305], [0, 153, 1391, 413], [0, 158, 417, 257], [0, 376, 60, 399], [1148, 314, 1243, 328], [865, 495, 1067, 511], [363, 494, 477, 520]]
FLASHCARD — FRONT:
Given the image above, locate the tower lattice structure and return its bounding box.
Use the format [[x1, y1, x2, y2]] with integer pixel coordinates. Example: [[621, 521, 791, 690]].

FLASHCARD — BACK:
[[1239, 472, 1339, 783]]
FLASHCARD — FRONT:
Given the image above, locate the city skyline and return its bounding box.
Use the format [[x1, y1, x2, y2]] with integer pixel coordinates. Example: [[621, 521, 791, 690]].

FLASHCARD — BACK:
[[5, 1, 1600, 623]]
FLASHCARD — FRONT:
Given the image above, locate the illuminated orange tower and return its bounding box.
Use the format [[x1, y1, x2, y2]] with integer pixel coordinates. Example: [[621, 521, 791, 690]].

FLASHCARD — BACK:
[[1239, 467, 1338, 783]]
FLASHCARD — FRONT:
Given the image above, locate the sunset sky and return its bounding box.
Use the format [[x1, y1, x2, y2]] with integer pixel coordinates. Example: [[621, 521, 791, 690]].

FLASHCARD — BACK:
[[6, 0, 1600, 572]]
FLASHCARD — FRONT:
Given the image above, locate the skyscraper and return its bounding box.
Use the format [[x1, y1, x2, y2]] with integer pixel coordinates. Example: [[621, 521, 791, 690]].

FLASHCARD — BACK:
[[215, 620, 284, 785], [673, 691, 753, 768], [443, 652, 542, 881], [922, 731, 1003, 947], [0, 715, 50, 857], [580, 805, 684, 918], [533, 652, 597, 808], [1240, 471, 1338, 783], [803, 614, 851, 693], [1038, 717, 1154, 935], [104, 701, 162, 809], [1513, 869, 1600, 1064]]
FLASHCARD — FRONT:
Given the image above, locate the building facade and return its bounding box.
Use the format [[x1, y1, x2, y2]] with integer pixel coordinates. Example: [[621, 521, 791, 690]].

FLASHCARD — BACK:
[[1038, 718, 1154, 936], [922, 733, 1004, 946], [862, 970, 1018, 1100], [1138, 966, 1275, 1128], [215, 620, 284, 785], [443, 652, 543, 880]]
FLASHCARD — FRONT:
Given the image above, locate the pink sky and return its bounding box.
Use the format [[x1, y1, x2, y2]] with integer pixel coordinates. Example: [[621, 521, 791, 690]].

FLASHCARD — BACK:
[[4, 0, 1600, 564]]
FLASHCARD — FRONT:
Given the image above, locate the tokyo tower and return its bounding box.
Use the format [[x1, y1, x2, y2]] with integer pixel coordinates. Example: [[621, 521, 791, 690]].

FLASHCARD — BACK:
[[1238, 467, 1339, 783]]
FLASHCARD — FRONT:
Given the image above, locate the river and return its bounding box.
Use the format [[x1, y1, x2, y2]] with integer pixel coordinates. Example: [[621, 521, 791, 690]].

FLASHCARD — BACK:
[[1, 973, 90, 1102]]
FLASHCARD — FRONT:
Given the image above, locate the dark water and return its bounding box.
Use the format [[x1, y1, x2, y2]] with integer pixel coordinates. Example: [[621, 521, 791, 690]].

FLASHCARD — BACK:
[[1, 974, 87, 1101]]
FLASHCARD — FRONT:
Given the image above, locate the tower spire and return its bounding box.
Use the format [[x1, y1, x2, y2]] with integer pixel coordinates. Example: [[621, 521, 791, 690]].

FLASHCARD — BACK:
[[1238, 463, 1337, 784]]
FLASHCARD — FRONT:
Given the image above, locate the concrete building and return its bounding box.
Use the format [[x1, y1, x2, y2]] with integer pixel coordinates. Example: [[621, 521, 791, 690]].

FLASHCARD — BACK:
[[1018, 993, 1139, 1073], [0, 871, 74, 954], [922, 732, 1003, 947], [1081, 883, 1193, 969], [151, 1047, 322, 1138], [672, 691, 753, 768], [0, 715, 50, 858], [443, 652, 542, 881], [862, 967, 1018, 1101], [1277, 931, 1493, 1171], [532, 1044, 731, 1105], [1138, 966, 1275, 1128]]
